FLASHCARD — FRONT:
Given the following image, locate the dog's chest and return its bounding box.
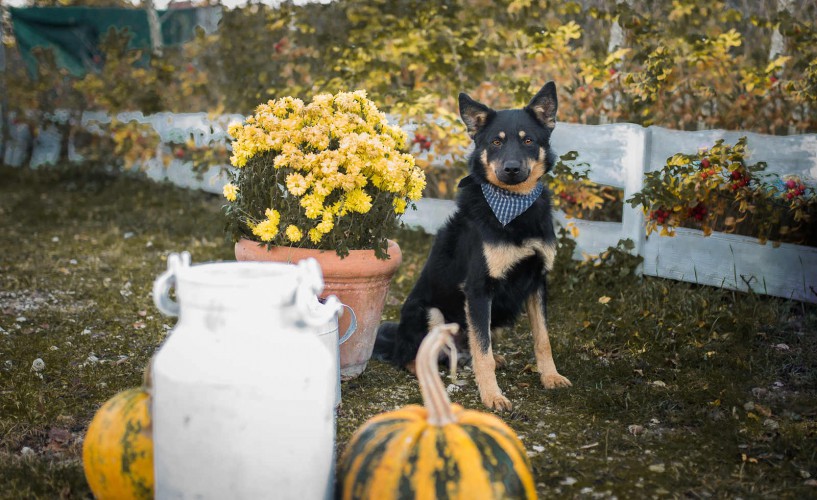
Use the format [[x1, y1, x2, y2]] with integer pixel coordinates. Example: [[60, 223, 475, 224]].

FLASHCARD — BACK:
[[482, 239, 556, 279]]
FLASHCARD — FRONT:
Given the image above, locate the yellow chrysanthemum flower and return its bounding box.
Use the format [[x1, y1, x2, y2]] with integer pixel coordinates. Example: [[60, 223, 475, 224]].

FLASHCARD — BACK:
[[251, 208, 281, 242], [345, 188, 372, 214], [222, 183, 239, 202], [308, 228, 322, 244], [286, 173, 309, 196], [316, 212, 334, 234], [393, 197, 407, 214], [285, 225, 303, 242]]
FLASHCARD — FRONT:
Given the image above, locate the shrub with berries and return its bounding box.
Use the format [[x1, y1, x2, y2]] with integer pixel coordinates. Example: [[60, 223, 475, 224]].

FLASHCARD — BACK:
[[628, 137, 817, 246]]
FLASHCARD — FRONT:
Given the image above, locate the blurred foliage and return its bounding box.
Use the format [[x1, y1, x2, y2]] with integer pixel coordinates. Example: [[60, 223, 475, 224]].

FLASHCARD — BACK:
[[2, 0, 816, 207]]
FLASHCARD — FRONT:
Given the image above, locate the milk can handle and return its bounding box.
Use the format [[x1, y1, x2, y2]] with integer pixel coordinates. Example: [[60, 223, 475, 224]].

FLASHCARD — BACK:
[[339, 304, 357, 345], [295, 258, 342, 326], [152, 252, 191, 317]]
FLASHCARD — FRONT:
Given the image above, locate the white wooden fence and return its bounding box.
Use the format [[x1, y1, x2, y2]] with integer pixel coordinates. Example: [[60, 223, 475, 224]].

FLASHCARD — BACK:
[[3, 112, 816, 303]]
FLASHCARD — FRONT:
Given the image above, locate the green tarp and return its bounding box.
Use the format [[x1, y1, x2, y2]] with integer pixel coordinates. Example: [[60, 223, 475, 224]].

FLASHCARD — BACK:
[[9, 6, 221, 77]]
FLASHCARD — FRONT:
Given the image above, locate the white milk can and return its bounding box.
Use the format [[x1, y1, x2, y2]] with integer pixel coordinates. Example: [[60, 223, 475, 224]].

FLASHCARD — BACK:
[[151, 252, 340, 500], [309, 300, 356, 408]]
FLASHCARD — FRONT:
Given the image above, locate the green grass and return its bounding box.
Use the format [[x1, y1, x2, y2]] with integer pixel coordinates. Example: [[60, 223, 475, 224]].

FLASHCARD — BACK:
[[1, 165, 815, 498]]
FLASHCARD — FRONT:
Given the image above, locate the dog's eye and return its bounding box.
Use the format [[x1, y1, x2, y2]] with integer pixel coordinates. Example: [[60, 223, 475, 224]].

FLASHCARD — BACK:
[[524, 138, 533, 145], [492, 139, 502, 147]]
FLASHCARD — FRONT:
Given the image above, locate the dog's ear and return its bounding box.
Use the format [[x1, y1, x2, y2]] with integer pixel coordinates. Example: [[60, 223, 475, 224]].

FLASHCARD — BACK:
[[459, 93, 494, 138], [526, 82, 558, 129]]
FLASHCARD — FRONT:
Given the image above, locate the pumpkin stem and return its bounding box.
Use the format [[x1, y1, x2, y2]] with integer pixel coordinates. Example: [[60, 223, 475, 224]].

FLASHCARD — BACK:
[[417, 323, 460, 426]]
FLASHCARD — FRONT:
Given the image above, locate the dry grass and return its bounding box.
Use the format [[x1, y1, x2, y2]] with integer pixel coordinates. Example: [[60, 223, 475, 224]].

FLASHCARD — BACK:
[[1, 165, 815, 498]]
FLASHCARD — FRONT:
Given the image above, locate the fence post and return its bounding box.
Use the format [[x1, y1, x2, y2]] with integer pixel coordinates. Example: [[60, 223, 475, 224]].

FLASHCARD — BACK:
[[769, 0, 794, 62], [145, 0, 163, 57], [619, 125, 649, 273]]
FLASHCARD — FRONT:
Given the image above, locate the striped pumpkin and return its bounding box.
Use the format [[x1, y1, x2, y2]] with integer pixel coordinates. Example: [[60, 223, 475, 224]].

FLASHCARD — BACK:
[[82, 385, 153, 499], [339, 323, 537, 500]]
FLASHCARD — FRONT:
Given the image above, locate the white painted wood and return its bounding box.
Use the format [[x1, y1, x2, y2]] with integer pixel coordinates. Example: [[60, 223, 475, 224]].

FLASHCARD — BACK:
[[648, 126, 817, 180], [642, 227, 817, 303]]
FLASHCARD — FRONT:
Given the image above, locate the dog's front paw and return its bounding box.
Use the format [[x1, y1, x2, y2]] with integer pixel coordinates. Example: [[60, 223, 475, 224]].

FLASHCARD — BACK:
[[481, 390, 513, 411], [541, 372, 572, 389]]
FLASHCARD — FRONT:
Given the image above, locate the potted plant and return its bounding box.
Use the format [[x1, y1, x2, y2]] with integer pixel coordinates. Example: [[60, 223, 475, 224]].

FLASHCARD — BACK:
[[223, 90, 426, 379]]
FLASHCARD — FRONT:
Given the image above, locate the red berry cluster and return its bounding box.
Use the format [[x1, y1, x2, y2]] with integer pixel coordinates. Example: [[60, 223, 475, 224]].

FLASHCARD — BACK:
[[698, 158, 718, 180], [650, 207, 670, 224], [175, 147, 185, 159], [784, 179, 807, 200], [729, 170, 749, 191], [688, 202, 708, 221], [559, 191, 577, 204], [412, 133, 432, 151]]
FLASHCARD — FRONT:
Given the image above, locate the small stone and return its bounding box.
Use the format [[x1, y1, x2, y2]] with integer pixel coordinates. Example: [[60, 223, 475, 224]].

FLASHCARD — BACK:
[[49, 346, 59, 351], [16, 316, 27, 323], [31, 358, 45, 372], [649, 418, 661, 425], [763, 418, 779, 431], [69, 259, 78, 265], [648, 463, 666, 473], [744, 402, 755, 411], [21, 446, 35, 457], [628, 424, 644, 436], [446, 384, 460, 394], [580, 487, 593, 494], [800, 470, 812, 479], [51, 236, 59, 243], [86, 355, 99, 364], [560, 477, 577, 486], [123, 232, 135, 239], [774, 343, 790, 351], [81, 328, 92, 335], [3, 360, 13, 370], [752, 387, 768, 398], [547, 433, 557, 439], [651, 380, 667, 388], [146, 241, 154, 248], [772, 381, 785, 390], [532, 445, 545, 453]]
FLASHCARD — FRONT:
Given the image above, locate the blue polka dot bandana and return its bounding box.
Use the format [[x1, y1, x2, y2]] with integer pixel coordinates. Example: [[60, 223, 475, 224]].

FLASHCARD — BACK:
[[480, 182, 544, 226]]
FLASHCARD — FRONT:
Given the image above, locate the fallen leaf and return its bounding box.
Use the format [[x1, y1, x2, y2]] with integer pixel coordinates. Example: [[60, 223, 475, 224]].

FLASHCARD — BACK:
[[598, 296, 611, 304]]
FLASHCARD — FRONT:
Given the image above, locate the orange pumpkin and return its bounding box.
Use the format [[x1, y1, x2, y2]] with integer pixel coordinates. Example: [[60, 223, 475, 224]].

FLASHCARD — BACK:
[[83, 378, 153, 499], [339, 323, 537, 499]]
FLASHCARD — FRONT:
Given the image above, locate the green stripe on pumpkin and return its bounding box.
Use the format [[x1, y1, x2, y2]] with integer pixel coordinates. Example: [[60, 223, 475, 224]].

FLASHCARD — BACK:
[[342, 420, 411, 499], [461, 424, 530, 499]]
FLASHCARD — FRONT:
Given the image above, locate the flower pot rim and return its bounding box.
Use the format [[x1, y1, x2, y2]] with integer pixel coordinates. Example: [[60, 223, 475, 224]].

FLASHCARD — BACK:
[[234, 238, 403, 276]]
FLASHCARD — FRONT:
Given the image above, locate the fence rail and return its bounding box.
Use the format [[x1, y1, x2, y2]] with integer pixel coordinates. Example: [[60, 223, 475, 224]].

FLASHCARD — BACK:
[[3, 112, 816, 303]]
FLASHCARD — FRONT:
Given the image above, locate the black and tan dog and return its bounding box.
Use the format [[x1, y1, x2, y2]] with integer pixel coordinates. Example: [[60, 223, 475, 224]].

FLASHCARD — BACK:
[[373, 82, 571, 410]]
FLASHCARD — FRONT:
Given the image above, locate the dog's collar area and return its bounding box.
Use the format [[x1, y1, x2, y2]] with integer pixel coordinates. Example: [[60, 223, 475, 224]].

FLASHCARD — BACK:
[[480, 182, 543, 226]]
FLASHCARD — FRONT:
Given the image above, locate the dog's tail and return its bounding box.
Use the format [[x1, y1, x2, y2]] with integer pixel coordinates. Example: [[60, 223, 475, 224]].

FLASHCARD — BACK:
[[373, 308, 445, 364], [372, 322, 399, 362]]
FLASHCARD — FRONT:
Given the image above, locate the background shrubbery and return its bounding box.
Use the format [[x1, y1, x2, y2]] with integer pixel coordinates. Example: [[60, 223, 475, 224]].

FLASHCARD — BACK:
[[1, 0, 816, 240]]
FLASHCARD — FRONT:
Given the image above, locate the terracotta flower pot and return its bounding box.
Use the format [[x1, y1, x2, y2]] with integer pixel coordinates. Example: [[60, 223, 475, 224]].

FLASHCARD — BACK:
[[235, 238, 402, 379]]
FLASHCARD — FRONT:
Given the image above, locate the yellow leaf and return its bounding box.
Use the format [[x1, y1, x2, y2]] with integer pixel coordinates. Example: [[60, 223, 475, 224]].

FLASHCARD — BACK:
[[598, 296, 611, 304]]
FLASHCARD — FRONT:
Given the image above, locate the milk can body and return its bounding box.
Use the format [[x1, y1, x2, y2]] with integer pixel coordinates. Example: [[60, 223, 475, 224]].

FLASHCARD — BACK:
[[152, 256, 338, 499]]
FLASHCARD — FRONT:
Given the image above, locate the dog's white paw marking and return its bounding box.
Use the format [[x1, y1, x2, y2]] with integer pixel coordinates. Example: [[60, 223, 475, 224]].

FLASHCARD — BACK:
[[541, 372, 572, 389]]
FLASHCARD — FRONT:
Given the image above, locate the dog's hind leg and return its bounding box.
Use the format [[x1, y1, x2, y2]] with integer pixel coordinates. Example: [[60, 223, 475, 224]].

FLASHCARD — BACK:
[[526, 286, 571, 389], [466, 298, 512, 411]]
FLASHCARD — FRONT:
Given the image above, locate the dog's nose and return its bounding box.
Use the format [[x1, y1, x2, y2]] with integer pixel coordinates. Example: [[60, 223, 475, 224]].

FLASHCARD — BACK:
[[503, 161, 521, 175]]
